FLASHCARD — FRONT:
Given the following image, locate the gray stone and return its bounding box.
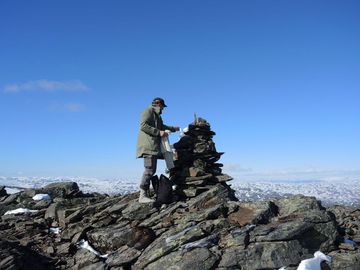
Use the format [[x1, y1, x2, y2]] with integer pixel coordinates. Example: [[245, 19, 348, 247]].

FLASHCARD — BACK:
[[41, 182, 80, 198], [134, 223, 205, 269], [122, 201, 157, 220], [73, 249, 100, 269], [144, 247, 218, 270], [228, 201, 277, 226], [140, 202, 187, 227], [45, 202, 60, 221], [186, 183, 237, 211], [106, 245, 141, 266], [78, 261, 107, 270], [86, 223, 133, 253], [212, 174, 233, 182], [329, 250, 360, 270], [218, 240, 306, 269], [274, 195, 322, 217]]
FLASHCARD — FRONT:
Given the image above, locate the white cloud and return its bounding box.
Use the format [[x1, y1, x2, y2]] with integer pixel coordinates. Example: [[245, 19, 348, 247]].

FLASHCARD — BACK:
[[3, 79, 89, 93], [64, 103, 85, 112]]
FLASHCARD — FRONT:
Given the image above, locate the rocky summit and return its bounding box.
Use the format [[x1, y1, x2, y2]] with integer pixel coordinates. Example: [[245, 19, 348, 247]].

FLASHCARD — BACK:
[[1, 119, 360, 270]]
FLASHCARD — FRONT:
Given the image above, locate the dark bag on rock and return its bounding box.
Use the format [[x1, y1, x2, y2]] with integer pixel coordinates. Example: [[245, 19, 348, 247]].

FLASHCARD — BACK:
[[155, 174, 172, 205], [150, 175, 159, 193]]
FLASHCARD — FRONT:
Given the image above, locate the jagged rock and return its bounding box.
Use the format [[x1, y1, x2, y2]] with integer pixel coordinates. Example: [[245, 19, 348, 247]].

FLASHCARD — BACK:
[[228, 201, 277, 226], [219, 226, 252, 249], [40, 182, 80, 198], [274, 194, 323, 217], [0, 186, 7, 197], [73, 249, 100, 270], [122, 200, 157, 220], [0, 240, 55, 270], [87, 223, 133, 253], [61, 221, 91, 241], [329, 205, 360, 244], [34, 199, 52, 209], [57, 207, 83, 227], [219, 240, 306, 269], [106, 245, 141, 266], [134, 223, 206, 269], [212, 174, 233, 182], [144, 247, 219, 270], [140, 201, 187, 227], [1, 193, 20, 205], [181, 187, 207, 197], [329, 250, 360, 270], [186, 184, 236, 210], [45, 202, 60, 221]]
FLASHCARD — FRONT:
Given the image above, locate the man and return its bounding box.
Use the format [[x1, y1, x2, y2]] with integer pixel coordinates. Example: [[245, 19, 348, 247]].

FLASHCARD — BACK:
[[136, 97, 179, 203]]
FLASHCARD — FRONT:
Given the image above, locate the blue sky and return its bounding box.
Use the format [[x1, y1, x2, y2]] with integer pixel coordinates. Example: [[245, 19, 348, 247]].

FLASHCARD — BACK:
[[1, 1, 359, 180]]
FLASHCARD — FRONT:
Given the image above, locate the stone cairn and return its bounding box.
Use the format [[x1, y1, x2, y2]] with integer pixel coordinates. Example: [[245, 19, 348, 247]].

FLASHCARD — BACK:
[[172, 116, 233, 199]]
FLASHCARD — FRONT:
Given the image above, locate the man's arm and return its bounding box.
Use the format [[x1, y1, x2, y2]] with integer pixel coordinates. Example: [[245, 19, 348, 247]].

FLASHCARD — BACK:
[[163, 124, 180, 132]]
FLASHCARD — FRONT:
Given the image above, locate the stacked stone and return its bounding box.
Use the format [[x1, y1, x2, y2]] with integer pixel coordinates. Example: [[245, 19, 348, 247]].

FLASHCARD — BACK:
[[172, 117, 233, 199]]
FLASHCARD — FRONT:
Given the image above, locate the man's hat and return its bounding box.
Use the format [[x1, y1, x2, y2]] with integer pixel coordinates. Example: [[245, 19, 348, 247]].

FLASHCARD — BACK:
[[152, 97, 167, 107]]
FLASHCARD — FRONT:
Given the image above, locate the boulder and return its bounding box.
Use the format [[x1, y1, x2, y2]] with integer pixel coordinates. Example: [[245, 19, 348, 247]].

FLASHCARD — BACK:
[[228, 201, 277, 226], [40, 182, 80, 198], [144, 247, 218, 270]]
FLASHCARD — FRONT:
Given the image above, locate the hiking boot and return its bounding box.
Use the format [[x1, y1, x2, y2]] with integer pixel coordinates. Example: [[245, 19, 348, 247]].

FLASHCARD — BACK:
[[139, 188, 154, 203]]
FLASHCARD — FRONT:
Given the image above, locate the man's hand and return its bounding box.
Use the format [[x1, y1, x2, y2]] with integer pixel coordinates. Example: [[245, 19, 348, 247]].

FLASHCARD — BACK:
[[160, 130, 168, 137], [173, 126, 180, 131]]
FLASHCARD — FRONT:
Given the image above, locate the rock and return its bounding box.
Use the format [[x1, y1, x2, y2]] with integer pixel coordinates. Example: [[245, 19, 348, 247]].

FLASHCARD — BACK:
[[44, 202, 60, 221], [134, 223, 206, 269], [0, 186, 7, 197], [181, 187, 207, 197], [87, 223, 133, 253], [57, 207, 83, 227], [339, 242, 357, 251], [218, 240, 306, 269], [106, 245, 141, 266], [78, 261, 107, 270], [250, 211, 338, 253], [34, 199, 51, 209], [186, 183, 237, 211], [122, 201, 157, 220], [0, 240, 55, 269], [328, 205, 360, 245], [56, 242, 72, 254], [144, 247, 218, 270], [329, 250, 360, 270], [1, 193, 20, 205], [127, 226, 156, 250], [212, 174, 233, 183], [73, 249, 100, 270], [228, 201, 277, 226], [41, 182, 80, 198], [274, 195, 323, 217], [140, 201, 187, 227], [219, 225, 254, 249], [61, 222, 91, 243]]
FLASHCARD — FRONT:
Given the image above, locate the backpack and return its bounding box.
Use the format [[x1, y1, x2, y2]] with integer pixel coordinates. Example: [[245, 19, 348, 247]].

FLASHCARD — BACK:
[[152, 174, 172, 206]]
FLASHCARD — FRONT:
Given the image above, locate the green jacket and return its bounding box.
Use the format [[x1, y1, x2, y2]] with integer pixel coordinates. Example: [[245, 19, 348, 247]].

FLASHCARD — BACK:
[[136, 105, 176, 158]]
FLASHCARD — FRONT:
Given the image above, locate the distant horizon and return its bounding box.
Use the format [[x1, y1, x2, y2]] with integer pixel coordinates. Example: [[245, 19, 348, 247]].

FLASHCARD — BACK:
[[1, 167, 359, 184]]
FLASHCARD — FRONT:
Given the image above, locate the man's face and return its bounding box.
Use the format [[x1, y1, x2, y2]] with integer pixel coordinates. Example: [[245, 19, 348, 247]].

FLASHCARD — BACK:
[[155, 102, 165, 110]]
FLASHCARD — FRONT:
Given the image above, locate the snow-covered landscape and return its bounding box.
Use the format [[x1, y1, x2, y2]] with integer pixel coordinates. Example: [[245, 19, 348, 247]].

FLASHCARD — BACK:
[[1, 175, 359, 207]]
